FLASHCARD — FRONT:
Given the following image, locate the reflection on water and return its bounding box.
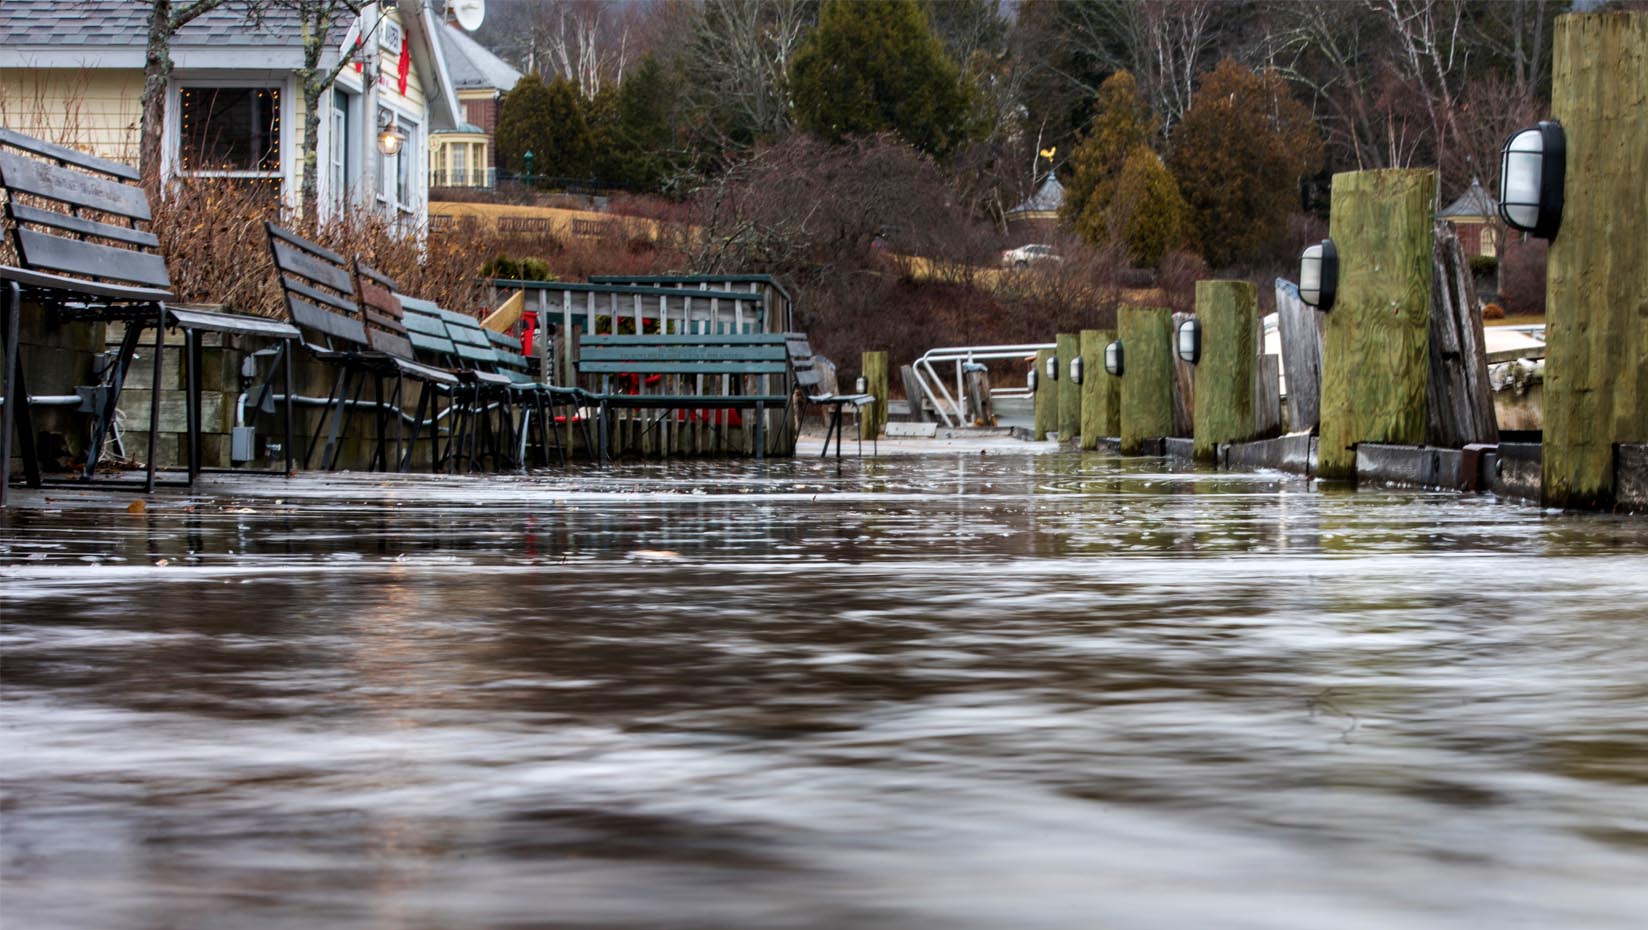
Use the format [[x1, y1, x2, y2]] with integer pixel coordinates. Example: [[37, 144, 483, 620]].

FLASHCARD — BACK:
[[4, 452, 1648, 930]]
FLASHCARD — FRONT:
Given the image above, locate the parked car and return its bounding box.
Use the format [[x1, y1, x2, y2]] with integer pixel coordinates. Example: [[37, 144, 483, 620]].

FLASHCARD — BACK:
[[1001, 243, 1059, 267]]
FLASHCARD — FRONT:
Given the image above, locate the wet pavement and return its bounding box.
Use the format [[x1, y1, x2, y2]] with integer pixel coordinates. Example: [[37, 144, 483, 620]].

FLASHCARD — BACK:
[[4, 447, 1648, 929]]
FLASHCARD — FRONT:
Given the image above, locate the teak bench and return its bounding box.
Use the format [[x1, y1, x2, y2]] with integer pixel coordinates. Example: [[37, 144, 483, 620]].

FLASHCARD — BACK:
[[577, 333, 793, 464]]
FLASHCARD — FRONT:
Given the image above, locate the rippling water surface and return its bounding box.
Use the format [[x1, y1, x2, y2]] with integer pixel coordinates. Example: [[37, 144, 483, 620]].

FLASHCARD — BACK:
[[4, 451, 1647, 930]]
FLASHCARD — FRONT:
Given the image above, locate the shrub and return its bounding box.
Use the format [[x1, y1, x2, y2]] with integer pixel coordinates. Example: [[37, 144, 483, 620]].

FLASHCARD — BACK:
[[1482, 302, 1506, 320], [1469, 254, 1499, 276]]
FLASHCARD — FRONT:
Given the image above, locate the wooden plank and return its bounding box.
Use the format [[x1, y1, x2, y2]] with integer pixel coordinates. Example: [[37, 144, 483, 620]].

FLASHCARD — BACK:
[[581, 361, 790, 375], [1169, 313, 1195, 438], [1056, 333, 1080, 440], [1256, 355, 1283, 438], [16, 227, 171, 288], [369, 328, 416, 361], [281, 275, 357, 314], [1274, 278, 1323, 432], [899, 364, 929, 422], [287, 296, 368, 347], [0, 127, 142, 180], [480, 289, 524, 333], [861, 350, 889, 440], [1426, 221, 1499, 448], [266, 222, 347, 265], [1119, 307, 1174, 454], [0, 151, 150, 219], [1192, 281, 1258, 462], [1542, 10, 1648, 509], [8, 203, 159, 248], [1032, 348, 1055, 441], [1079, 328, 1118, 448], [1317, 168, 1436, 479], [354, 259, 396, 290], [271, 240, 354, 295], [580, 345, 788, 362]]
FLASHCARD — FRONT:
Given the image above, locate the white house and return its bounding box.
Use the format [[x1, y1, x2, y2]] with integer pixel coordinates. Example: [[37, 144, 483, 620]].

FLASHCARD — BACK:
[[0, 0, 461, 228]]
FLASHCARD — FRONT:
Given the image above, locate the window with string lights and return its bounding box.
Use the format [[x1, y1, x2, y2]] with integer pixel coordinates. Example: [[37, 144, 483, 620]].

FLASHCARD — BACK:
[[177, 86, 282, 199]]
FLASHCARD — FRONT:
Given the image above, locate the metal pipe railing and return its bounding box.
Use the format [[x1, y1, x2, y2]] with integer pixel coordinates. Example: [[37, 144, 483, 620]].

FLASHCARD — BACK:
[[911, 343, 1053, 427]]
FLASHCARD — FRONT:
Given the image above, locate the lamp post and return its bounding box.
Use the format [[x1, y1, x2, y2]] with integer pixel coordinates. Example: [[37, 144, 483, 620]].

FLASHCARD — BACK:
[[1176, 317, 1202, 365], [1299, 238, 1338, 311], [1498, 120, 1566, 240], [523, 149, 535, 188]]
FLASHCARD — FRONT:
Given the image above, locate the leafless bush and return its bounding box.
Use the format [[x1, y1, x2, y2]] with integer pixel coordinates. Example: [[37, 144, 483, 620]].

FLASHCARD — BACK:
[[1497, 234, 1548, 316], [1157, 249, 1209, 315]]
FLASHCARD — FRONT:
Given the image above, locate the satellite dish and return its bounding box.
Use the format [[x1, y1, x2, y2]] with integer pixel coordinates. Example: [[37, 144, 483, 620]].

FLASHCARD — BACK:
[[452, 0, 485, 31]]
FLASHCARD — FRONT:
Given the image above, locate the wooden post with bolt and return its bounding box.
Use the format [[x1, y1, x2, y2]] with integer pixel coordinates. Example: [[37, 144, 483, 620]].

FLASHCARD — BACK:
[[1119, 306, 1174, 455], [1192, 280, 1258, 462]]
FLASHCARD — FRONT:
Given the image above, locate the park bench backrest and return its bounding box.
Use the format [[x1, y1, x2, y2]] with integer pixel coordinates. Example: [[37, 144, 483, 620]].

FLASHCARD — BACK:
[[485, 329, 536, 384], [265, 222, 369, 355], [0, 127, 172, 297], [351, 257, 417, 362], [397, 294, 459, 365], [784, 334, 825, 391], [579, 334, 790, 377], [435, 307, 503, 373]]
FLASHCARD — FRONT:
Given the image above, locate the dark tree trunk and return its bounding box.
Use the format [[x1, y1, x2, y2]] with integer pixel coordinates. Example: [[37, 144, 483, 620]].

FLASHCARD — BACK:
[[140, 0, 175, 183]]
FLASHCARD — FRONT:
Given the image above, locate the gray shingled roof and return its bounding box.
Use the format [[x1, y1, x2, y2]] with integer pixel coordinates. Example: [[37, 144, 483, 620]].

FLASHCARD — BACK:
[[1439, 177, 1498, 219], [1008, 174, 1065, 217], [434, 21, 522, 92], [0, 0, 347, 47]]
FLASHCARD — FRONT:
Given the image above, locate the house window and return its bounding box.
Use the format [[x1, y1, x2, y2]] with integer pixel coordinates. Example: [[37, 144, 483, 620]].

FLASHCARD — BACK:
[[377, 110, 417, 215], [449, 143, 467, 186], [179, 86, 280, 175], [329, 89, 354, 215]]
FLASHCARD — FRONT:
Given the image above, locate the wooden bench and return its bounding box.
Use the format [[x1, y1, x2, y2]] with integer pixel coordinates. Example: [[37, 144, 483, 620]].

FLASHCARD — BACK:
[[784, 335, 874, 459], [265, 223, 458, 471], [1, 127, 298, 503], [577, 333, 793, 464]]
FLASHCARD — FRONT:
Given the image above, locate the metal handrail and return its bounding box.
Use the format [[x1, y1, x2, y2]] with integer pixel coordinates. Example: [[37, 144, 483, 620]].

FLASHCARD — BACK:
[[912, 342, 1054, 427]]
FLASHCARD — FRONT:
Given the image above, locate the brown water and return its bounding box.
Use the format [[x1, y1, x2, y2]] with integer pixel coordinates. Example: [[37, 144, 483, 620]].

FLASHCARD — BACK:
[[3, 452, 1647, 930]]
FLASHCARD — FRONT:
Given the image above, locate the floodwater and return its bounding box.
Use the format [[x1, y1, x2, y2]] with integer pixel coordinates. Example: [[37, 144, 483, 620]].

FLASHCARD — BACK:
[[3, 448, 1647, 930]]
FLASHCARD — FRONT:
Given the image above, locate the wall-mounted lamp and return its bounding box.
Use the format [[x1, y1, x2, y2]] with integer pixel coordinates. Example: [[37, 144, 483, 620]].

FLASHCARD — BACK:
[[376, 113, 405, 156], [1043, 354, 1059, 383], [1498, 119, 1565, 240], [1069, 356, 1083, 385], [854, 375, 868, 395], [1104, 340, 1124, 377], [1299, 238, 1338, 311], [1176, 317, 1202, 365], [1026, 367, 1038, 392]]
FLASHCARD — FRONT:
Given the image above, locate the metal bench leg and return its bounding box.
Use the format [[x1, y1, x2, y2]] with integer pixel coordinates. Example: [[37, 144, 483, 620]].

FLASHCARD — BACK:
[[321, 368, 358, 471], [144, 316, 161, 493], [280, 343, 295, 476], [755, 402, 765, 462], [84, 324, 142, 480], [0, 282, 18, 506], [399, 388, 428, 473], [185, 328, 201, 487]]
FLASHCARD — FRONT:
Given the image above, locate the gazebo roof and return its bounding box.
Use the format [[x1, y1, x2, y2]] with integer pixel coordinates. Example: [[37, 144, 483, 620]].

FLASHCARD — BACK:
[[1007, 174, 1064, 217], [1439, 177, 1499, 219]]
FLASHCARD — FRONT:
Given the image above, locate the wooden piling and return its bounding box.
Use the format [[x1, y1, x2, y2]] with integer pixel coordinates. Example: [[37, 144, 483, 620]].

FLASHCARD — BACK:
[[860, 350, 889, 441], [1032, 348, 1056, 441], [1191, 280, 1257, 462], [1056, 333, 1081, 442], [1079, 329, 1118, 448], [1317, 169, 1436, 480], [1119, 307, 1174, 455], [1542, 11, 1648, 509]]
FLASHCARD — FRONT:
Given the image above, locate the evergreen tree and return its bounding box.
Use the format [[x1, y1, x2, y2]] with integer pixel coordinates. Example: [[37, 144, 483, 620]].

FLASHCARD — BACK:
[[1168, 59, 1323, 268], [789, 0, 973, 158], [1061, 71, 1157, 246], [1107, 145, 1189, 267], [495, 74, 593, 180]]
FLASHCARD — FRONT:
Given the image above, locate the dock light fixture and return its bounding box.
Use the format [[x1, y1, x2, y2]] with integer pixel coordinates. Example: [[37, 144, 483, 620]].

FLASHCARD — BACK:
[[1070, 356, 1084, 385], [1104, 340, 1124, 377], [1498, 120, 1565, 240], [376, 113, 405, 156], [854, 375, 868, 395], [1044, 354, 1059, 382], [1299, 238, 1338, 311], [1176, 317, 1202, 365], [1026, 367, 1038, 392]]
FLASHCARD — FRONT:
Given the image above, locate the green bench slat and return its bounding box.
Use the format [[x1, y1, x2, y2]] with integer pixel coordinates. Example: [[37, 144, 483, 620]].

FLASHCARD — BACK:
[[600, 394, 789, 407], [581, 361, 790, 375], [583, 334, 787, 347], [580, 345, 787, 362]]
